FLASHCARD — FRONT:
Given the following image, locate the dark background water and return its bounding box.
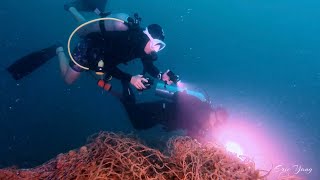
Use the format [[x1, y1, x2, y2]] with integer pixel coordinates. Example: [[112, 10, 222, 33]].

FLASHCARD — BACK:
[[0, 0, 319, 179]]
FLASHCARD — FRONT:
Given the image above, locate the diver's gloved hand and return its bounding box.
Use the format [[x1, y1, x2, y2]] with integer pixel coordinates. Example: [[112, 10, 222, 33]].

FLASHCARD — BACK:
[[130, 75, 148, 90]]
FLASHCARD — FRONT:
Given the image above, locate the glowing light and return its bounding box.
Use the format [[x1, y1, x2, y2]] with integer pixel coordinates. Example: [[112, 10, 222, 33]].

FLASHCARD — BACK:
[[176, 81, 184, 88], [225, 141, 244, 156]]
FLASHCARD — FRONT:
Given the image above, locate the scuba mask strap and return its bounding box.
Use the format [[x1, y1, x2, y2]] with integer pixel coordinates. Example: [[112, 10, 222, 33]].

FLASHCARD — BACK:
[[143, 27, 166, 52]]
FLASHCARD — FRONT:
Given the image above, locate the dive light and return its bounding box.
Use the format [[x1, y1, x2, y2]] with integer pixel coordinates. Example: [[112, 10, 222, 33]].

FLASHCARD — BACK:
[[166, 70, 180, 84], [155, 82, 206, 101]]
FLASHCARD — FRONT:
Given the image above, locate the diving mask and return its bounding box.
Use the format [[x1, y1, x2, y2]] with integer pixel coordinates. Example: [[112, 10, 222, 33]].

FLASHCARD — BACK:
[[143, 27, 166, 52]]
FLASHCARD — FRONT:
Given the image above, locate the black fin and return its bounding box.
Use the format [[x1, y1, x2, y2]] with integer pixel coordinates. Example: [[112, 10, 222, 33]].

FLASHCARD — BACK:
[[6, 44, 58, 80]]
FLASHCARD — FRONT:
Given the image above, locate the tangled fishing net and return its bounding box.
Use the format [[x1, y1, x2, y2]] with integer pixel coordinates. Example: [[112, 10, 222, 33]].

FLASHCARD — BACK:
[[0, 132, 302, 180]]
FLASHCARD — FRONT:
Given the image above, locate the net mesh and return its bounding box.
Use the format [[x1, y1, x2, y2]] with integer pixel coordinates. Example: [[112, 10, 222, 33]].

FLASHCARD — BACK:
[[0, 132, 303, 180]]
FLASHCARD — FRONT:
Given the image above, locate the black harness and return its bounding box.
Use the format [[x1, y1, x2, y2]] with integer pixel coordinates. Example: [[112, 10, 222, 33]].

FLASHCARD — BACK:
[[90, 13, 155, 77], [98, 12, 112, 36]]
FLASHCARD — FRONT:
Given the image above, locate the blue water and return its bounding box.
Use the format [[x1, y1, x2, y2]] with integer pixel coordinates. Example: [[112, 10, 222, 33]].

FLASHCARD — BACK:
[[0, 0, 319, 179]]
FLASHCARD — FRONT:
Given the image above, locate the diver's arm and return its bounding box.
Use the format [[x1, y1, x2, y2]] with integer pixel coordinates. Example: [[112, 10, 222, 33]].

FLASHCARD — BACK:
[[141, 58, 161, 79], [141, 58, 173, 84], [109, 67, 147, 90]]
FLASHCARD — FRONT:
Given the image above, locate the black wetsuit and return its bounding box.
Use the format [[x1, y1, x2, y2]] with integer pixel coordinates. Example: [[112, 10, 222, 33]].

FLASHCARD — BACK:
[[119, 81, 213, 133], [70, 29, 161, 81]]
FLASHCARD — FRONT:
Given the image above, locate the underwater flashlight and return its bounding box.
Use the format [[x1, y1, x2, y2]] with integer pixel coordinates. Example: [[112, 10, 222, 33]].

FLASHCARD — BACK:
[[155, 82, 206, 101], [167, 70, 180, 84]]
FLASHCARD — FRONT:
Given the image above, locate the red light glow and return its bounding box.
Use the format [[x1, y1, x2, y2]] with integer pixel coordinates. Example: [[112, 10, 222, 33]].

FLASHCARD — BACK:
[[207, 119, 290, 172]]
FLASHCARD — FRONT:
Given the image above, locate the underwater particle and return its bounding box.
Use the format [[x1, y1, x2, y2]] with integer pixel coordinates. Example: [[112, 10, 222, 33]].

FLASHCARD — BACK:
[[186, 8, 192, 14], [64, 88, 72, 94], [14, 32, 21, 41], [15, 98, 20, 103]]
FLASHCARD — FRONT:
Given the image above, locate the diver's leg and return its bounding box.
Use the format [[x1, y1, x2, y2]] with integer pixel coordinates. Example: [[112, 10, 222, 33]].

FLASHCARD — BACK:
[[56, 47, 81, 84], [56, 47, 68, 75], [66, 7, 86, 23], [120, 80, 136, 103], [64, 0, 109, 23], [64, 68, 81, 85], [117, 80, 168, 130]]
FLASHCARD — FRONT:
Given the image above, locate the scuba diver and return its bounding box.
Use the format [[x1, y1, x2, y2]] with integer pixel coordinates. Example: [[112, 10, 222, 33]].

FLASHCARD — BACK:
[[114, 78, 229, 141], [6, 0, 175, 90], [6, 0, 227, 142]]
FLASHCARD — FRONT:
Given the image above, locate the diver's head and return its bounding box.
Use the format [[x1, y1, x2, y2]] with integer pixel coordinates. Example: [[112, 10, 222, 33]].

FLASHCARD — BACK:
[[143, 24, 166, 54]]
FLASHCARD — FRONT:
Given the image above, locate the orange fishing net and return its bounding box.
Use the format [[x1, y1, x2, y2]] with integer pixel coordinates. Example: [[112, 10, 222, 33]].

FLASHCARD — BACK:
[[0, 132, 301, 180]]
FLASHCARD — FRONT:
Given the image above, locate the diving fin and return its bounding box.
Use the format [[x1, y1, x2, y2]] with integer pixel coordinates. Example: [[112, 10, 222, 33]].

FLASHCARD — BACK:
[[6, 44, 59, 80], [64, 0, 108, 13]]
